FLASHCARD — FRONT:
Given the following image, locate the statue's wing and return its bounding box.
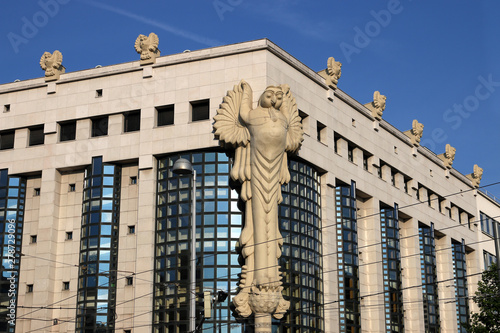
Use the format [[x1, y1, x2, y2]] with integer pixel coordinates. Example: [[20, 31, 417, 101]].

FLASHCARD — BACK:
[[280, 84, 304, 154], [53, 50, 63, 68], [213, 81, 252, 197], [214, 81, 251, 147], [39, 52, 50, 70], [149, 33, 159, 50], [134, 35, 144, 53]]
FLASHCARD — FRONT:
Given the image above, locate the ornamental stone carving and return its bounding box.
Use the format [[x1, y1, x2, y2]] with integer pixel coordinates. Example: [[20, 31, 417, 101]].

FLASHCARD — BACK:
[[438, 144, 456, 169], [317, 57, 342, 89], [213, 80, 303, 331], [135, 32, 160, 65], [364, 91, 386, 120], [466, 164, 483, 187], [40, 50, 65, 82], [404, 119, 424, 146]]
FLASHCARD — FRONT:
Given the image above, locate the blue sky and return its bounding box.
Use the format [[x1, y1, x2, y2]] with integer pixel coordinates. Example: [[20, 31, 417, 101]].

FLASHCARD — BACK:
[[1, 0, 499, 198]]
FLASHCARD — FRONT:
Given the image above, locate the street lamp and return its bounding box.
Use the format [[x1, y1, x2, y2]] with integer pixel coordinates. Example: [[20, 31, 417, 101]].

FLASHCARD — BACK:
[[172, 158, 197, 333]]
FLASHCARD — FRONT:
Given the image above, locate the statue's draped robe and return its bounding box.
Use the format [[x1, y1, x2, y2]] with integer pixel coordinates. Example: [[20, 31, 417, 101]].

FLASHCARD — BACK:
[[245, 107, 287, 287]]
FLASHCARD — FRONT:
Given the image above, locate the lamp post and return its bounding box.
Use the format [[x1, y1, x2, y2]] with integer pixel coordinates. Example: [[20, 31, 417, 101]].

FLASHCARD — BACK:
[[172, 158, 197, 333]]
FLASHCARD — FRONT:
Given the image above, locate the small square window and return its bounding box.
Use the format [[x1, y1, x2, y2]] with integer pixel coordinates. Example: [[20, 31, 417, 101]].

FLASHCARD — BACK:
[[157, 104, 175, 126], [124, 330, 131, 333], [191, 99, 209, 122], [29, 126, 44, 146], [4, 104, 10, 113], [63, 281, 70, 290], [66, 231, 73, 240], [59, 121, 76, 142], [30, 235, 37, 244], [352, 118, 356, 127], [92, 116, 108, 137], [130, 176, 137, 185], [27, 284, 33, 293], [0, 130, 15, 150], [126, 277, 133, 286], [34, 188, 40, 196], [69, 184, 76, 192], [124, 110, 141, 133], [128, 226, 135, 234], [96, 89, 103, 98]]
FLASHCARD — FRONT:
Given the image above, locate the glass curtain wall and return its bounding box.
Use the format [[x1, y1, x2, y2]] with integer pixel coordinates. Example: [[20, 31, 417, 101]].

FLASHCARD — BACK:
[[335, 181, 360, 332], [0, 170, 26, 333], [452, 240, 469, 333], [418, 223, 440, 332], [154, 152, 242, 333], [153, 152, 324, 333], [76, 157, 121, 332], [279, 160, 323, 332], [380, 207, 404, 333]]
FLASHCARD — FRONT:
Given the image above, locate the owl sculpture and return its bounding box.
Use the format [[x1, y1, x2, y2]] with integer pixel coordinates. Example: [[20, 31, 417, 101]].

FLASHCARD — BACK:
[[134, 33, 160, 64], [40, 50, 64, 81], [214, 80, 303, 323]]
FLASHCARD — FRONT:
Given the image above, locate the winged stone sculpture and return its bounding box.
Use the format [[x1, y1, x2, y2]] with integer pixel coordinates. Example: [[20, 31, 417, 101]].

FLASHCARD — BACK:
[[466, 164, 483, 187], [326, 56, 342, 87], [364, 91, 386, 120], [213, 80, 303, 328], [40, 50, 65, 81], [404, 119, 424, 146], [438, 144, 456, 168], [134, 32, 160, 65]]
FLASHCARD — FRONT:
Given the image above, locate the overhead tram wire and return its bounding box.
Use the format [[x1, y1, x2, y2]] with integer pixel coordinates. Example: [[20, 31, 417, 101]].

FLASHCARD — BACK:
[[16, 180, 500, 328], [185, 180, 500, 269]]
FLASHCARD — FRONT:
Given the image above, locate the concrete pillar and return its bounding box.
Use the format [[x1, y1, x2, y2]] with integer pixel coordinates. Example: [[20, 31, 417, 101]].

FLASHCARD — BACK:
[[358, 197, 385, 332]]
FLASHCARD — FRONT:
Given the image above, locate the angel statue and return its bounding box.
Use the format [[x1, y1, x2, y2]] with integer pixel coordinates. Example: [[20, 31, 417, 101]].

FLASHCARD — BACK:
[[213, 80, 303, 329]]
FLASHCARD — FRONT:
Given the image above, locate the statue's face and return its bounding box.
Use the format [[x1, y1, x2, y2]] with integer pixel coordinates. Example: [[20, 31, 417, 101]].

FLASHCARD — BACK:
[[260, 88, 283, 109]]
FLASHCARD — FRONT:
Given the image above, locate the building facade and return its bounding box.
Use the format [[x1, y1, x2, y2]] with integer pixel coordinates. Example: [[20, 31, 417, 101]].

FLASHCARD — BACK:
[[0, 39, 498, 332]]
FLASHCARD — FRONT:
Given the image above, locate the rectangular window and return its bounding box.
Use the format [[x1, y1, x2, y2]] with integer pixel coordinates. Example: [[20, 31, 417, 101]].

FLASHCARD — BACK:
[[480, 212, 497, 237], [0, 130, 15, 150], [191, 99, 210, 122], [124, 110, 141, 132], [34, 188, 40, 196], [362, 152, 369, 171], [92, 116, 108, 137], [66, 231, 73, 240], [128, 225, 135, 234], [29, 126, 44, 146], [157, 105, 174, 126], [69, 184, 76, 192], [95, 89, 103, 98], [130, 176, 137, 185], [126, 276, 134, 286], [59, 121, 76, 142], [27, 284, 33, 293], [347, 144, 354, 162], [63, 281, 70, 290], [483, 251, 497, 270], [390, 170, 396, 186], [3, 104, 10, 113], [316, 121, 326, 142], [30, 235, 37, 243]]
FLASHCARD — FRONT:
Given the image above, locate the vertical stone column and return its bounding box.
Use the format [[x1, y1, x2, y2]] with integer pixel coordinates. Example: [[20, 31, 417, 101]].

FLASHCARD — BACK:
[[32, 168, 62, 332], [400, 218, 425, 332], [133, 164, 157, 331], [322, 178, 337, 332], [358, 197, 385, 332], [435, 235, 457, 333]]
